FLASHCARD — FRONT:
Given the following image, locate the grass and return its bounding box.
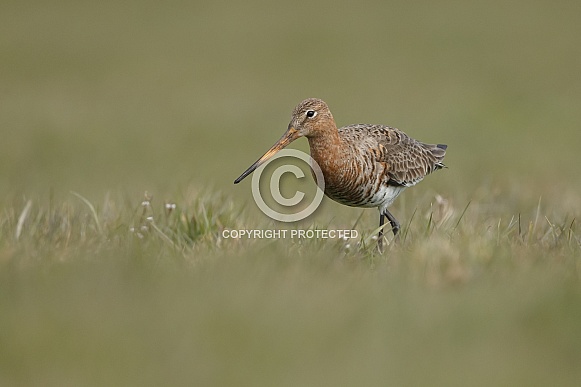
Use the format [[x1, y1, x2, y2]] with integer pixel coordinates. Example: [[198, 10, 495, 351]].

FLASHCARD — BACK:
[[1, 187, 580, 386], [2, 0, 581, 385]]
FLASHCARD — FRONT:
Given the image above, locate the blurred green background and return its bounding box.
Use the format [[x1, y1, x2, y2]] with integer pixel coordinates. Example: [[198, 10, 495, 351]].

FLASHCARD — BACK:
[[2, 0, 580, 199], [2, 1, 581, 386]]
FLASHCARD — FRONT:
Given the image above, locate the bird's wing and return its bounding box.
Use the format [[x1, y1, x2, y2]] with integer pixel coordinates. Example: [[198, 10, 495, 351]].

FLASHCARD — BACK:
[[340, 124, 447, 187]]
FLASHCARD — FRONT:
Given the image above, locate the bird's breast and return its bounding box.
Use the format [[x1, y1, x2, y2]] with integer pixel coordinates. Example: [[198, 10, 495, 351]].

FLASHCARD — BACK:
[[310, 146, 400, 209]]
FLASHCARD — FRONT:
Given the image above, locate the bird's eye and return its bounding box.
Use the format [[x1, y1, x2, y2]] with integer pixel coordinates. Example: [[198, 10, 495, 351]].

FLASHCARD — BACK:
[[306, 110, 317, 118]]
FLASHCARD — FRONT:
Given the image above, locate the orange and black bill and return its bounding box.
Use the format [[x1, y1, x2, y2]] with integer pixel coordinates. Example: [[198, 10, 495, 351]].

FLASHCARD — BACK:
[[234, 127, 299, 184]]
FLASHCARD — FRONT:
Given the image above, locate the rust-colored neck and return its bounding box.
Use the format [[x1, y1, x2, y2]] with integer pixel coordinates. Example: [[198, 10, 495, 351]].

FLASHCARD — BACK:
[[307, 124, 345, 185]]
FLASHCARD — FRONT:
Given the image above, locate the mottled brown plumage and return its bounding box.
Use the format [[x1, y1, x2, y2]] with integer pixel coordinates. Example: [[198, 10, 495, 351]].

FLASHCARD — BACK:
[[235, 98, 447, 249]]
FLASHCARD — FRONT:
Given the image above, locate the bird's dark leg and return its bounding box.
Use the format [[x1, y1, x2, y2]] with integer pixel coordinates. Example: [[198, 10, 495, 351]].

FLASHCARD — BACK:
[[377, 210, 400, 252], [378, 213, 385, 250], [384, 209, 400, 236]]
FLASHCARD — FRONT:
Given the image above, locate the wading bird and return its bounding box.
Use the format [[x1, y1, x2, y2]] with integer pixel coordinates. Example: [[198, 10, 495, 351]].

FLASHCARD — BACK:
[[234, 98, 447, 249]]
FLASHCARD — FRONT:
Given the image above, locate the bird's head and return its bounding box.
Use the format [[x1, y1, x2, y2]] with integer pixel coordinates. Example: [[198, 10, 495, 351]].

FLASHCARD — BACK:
[[234, 98, 335, 184]]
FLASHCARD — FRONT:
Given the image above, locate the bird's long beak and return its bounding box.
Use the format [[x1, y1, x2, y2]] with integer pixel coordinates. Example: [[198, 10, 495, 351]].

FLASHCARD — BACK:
[[234, 127, 300, 184]]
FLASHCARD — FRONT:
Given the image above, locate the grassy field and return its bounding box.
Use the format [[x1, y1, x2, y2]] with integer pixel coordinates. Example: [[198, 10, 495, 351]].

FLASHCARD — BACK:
[[1, 0, 581, 386]]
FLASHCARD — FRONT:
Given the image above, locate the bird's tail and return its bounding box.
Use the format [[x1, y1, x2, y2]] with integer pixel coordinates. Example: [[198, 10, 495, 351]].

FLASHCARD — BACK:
[[431, 143, 447, 169]]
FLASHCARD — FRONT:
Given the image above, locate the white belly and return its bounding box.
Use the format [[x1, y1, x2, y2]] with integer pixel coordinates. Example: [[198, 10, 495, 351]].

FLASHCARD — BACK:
[[371, 185, 406, 211]]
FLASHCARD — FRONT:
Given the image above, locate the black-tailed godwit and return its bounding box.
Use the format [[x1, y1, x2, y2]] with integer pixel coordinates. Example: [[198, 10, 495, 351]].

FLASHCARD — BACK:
[[234, 98, 447, 249]]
